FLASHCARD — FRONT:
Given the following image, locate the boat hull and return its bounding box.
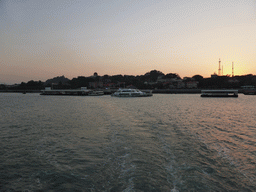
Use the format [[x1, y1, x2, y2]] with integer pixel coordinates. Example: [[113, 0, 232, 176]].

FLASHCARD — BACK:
[[88, 91, 104, 96], [111, 89, 153, 97], [243, 91, 256, 95], [201, 95, 238, 97], [111, 94, 152, 97], [40, 88, 90, 96], [201, 90, 238, 98], [40, 93, 88, 96]]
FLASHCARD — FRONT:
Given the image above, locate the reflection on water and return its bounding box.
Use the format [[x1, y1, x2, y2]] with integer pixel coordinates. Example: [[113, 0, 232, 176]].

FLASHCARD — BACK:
[[0, 93, 255, 191]]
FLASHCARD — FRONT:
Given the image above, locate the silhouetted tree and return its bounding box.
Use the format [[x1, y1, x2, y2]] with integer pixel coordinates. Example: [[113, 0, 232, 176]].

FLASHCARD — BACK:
[[165, 73, 181, 79], [110, 75, 123, 83], [144, 70, 165, 82], [192, 75, 203, 81], [0, 84, 7, 90]]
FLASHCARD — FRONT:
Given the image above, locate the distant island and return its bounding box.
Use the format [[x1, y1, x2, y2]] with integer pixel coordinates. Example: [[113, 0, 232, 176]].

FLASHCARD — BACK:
[[1, 70, 256, 92]]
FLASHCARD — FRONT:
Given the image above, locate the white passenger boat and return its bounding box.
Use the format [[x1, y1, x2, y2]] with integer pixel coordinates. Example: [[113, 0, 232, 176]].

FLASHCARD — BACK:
[[111, 89, 152, 97], [201, 90, 238, 97]]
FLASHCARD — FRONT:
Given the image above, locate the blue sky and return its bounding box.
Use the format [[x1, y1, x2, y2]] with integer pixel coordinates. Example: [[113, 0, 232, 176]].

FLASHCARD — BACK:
[[1, 0, 255, 84]]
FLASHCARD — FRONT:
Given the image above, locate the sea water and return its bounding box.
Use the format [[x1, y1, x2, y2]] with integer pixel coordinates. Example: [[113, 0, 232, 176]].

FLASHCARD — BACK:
[[0, 93, 255, 191]]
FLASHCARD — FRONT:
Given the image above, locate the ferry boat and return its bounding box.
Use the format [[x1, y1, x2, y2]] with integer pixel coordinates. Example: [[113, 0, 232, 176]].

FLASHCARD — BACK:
[[111, 88, 152, 97], [201, 90, 238, 97], [242, 86, 256, 95]]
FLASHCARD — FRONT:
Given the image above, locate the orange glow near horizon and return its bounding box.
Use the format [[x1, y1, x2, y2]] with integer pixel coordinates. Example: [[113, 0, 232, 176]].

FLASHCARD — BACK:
[[0, 0, 256, 84]]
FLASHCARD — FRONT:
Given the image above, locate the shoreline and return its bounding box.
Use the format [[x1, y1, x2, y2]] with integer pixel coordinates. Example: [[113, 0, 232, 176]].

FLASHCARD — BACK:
[[0, 89, 244, 94]]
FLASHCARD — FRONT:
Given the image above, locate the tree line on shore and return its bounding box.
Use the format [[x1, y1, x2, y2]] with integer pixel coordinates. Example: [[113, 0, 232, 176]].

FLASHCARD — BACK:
[[1, 70, 256, 91]]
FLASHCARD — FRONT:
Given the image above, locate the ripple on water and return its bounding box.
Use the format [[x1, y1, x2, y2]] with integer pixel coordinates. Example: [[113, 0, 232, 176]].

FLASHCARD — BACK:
[[1, 94, 256, 191]]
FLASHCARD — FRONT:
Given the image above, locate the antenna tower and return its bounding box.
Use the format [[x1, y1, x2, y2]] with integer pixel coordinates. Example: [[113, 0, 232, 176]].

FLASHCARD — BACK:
[[232, 62, 234, 77], [218, 58, 221, 76]]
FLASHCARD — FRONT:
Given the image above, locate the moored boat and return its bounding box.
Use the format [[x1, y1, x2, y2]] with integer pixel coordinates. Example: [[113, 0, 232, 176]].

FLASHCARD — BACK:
[[111, 88, 152, 97], [88, 90, 104, 96], [40, 87, 90, 96], [201, 90, 238, 97], [242, 86, 256, 95]]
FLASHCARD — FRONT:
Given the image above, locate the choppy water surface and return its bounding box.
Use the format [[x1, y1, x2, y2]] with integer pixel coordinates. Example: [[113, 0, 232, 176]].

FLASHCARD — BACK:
[[0, 93, 256, 191]]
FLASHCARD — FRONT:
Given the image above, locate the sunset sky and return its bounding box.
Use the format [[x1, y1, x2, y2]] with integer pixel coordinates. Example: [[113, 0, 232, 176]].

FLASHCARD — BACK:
[[1, 0, 255, 84]]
